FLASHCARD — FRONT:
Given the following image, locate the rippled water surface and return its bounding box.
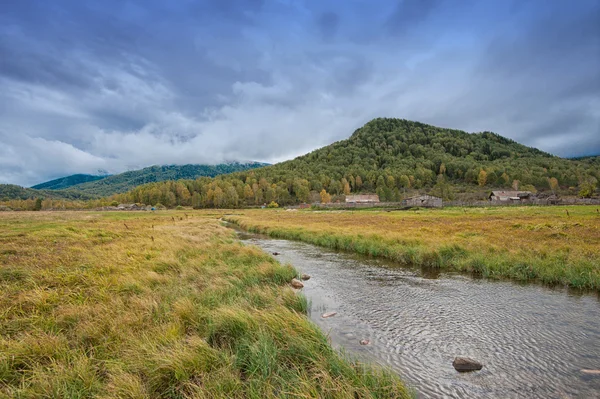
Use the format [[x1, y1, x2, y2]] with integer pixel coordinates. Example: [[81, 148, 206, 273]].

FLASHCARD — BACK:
[[233, 228, 600, 399]]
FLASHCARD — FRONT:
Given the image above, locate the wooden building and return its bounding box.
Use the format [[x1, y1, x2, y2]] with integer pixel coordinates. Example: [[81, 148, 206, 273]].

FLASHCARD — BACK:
[[489, 191, 532, 203], [401, 195, 442, 208]]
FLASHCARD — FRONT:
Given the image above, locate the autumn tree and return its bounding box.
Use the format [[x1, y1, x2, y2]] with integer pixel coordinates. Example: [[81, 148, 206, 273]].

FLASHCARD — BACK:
[[355, 175, 363, 190], [341, 178, 351, 195], [226, 185, 239, 207], [243, 184, 254, 203], [478, 170, 487, 187], [320, 189, 331, 204], [548, 177, 559, 193], [191, 192, 202, 209], [501, 172, 510, 186]]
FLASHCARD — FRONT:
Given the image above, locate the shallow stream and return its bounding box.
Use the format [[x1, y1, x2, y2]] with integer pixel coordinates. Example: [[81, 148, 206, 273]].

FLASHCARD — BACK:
[[231, 226, 600, 398]]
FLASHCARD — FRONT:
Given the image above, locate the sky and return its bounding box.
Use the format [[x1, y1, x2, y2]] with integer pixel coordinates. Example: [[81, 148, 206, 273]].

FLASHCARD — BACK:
[[1, 0, 599, 187]]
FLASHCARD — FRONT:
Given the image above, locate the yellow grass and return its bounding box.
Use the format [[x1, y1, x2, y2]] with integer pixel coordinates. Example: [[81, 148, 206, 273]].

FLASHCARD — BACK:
[[0, 211, 410, 398], [225, 206, 600, 290]]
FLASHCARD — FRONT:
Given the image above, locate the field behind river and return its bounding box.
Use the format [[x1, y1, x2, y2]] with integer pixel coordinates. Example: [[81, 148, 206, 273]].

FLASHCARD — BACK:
[[0, 211, 409, 398], [225, 206, 600, 290]]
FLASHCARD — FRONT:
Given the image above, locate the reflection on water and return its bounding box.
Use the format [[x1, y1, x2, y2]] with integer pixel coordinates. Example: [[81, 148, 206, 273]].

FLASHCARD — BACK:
[[233, 227, 600, 399]]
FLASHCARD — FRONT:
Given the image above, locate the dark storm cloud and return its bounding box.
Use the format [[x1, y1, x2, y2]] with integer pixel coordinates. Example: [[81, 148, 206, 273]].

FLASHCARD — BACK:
[[316, 11, 340, 41], [466, 0, 600, 155], [385, 0, 441, 35], [0, 0, 598, 186]]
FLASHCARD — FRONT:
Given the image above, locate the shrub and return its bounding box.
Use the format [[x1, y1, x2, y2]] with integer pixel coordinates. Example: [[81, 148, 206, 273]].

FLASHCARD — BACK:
[[267, 201, 279, 208]]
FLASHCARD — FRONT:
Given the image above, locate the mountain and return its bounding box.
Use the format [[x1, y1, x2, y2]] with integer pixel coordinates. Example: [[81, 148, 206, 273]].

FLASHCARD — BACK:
[[117, 118, 599, 207], [31, 174, 107, 190], [2, 162, 268, 201], [0, 184, 98, 202], [65, 163, 268, 197], [246, 118, 598, 188]]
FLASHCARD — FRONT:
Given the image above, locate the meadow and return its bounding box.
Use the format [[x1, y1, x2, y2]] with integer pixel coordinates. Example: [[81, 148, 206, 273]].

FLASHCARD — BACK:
[[0, 211, 410, 398], [224, 206, 600, 290]]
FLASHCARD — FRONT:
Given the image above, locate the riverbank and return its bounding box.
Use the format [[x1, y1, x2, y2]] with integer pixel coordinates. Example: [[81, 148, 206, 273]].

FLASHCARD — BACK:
[[0, 211, 410, 398], [224, 206, 600, 290]]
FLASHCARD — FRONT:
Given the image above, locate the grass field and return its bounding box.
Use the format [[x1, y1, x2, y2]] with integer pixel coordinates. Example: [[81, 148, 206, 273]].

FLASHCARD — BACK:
[[0, 211, 410, 398], [224, 206, 600, 290]]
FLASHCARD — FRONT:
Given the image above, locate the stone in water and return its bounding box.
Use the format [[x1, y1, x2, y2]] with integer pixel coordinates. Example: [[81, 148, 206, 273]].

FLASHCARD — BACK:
[[291, 279, 304, 289], [452, 357, 483, 372]]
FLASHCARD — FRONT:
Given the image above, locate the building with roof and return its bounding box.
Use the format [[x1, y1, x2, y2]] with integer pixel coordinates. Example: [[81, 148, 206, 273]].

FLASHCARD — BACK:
[[489, 191, 532, 203], [401, 195, 442, 208]]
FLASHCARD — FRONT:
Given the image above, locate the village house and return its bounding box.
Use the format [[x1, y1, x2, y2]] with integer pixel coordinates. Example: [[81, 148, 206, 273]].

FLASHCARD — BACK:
[[489, 191, 532, 203], [401, 195, 443, 208], [345, 194, 380, 204]]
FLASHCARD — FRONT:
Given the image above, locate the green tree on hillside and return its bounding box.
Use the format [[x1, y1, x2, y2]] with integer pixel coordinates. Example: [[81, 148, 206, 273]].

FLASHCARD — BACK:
[[579, 179, 597, 198], [33, 198, 42, 211]]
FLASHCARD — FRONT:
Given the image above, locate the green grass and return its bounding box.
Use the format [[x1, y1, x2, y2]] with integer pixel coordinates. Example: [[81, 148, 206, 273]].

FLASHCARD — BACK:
[[0, 211, 410, 398], [224, 206, 600, 290]]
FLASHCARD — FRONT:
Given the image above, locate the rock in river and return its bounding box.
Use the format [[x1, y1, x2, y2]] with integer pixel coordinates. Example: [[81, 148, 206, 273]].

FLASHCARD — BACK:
[[301, 274, 311, 280], [581, 369, 600, 375], [291, 279, 304, 289], [272, 252, 281, 256], [452, 357, 483, 372], [321, 312, 337, 318], [359, 339, 370, 345]]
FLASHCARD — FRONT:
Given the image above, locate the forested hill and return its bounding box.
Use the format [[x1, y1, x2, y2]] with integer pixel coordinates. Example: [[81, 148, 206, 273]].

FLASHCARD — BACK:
[[0, 184, 98, 202], [231, 118, 597, 192], [8, 162, 266, 200], [66, 163, 268, 196], [116, 118, 599, 208], [31, 174, 106, 190], [265, 118, 556, 184]]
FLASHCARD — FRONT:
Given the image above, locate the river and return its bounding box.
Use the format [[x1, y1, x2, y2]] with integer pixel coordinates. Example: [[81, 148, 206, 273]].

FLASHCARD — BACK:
[[231, 226, 600, 398]]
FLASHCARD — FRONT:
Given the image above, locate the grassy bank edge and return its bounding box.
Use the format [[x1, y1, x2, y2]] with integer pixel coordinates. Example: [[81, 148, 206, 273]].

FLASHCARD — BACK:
[[224, 216, 600, 291]]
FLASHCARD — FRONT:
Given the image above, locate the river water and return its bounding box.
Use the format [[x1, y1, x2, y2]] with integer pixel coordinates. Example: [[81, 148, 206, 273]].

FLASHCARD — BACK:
[[231, 227, 600, 398]]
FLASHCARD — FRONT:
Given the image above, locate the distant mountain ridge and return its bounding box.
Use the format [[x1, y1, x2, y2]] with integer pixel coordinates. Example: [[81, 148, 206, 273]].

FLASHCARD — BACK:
[[32, 174, 106, 190], [1, 162, 268, 201], [0, 185, 98, 201], [64, 163, 269, 196]]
